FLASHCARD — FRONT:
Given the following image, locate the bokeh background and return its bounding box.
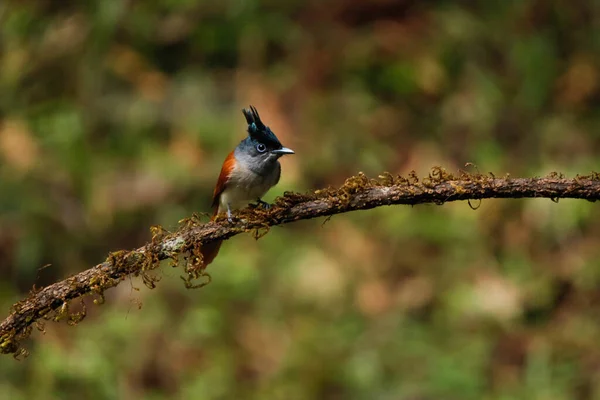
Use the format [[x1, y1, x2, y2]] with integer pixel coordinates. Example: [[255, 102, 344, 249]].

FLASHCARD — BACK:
[[1, 1, 600, 399]]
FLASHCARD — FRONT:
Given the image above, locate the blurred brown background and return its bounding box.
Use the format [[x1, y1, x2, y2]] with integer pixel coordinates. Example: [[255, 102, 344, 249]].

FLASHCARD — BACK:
[[1, 0, 600, 399]]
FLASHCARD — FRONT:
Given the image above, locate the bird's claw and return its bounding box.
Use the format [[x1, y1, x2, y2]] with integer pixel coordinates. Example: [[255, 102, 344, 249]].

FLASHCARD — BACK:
[[256, 199, 271, 209]]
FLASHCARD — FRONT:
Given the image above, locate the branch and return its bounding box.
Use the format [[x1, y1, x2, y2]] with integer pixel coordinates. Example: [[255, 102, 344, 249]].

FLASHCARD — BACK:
[[2, 169, 599, 357]]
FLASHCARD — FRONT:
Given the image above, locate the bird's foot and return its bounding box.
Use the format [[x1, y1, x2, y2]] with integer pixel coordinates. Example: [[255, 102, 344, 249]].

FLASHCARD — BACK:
[[255, 198, 271, 210], [227, 207, 233, 223]]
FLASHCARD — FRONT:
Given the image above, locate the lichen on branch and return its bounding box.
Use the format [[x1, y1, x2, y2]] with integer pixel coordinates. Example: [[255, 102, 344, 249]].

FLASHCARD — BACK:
[[1, 168, 600, 358]]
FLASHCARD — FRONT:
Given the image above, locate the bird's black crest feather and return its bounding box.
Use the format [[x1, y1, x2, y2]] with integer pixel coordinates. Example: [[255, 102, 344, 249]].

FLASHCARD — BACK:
[[242, 105, 281, 147]]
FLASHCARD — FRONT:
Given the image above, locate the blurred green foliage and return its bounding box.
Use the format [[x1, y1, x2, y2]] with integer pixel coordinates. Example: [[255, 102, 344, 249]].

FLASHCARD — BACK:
[[1, 0, 600, 399]]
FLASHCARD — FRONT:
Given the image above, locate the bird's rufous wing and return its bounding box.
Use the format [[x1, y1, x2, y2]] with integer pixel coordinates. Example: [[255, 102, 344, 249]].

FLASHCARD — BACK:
[[211, 151, 236, 214]]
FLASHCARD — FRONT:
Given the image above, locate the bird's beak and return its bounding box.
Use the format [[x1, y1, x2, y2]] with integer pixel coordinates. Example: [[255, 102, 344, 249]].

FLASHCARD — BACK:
[[271, 147, 295, 156]]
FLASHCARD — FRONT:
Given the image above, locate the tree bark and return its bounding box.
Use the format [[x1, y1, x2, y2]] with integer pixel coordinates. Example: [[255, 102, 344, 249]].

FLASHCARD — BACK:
[[1, 170, 599, 357]]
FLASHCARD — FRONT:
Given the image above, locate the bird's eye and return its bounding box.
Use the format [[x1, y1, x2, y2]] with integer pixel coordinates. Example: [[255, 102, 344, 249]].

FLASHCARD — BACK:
[[256, 143, 267, 153]]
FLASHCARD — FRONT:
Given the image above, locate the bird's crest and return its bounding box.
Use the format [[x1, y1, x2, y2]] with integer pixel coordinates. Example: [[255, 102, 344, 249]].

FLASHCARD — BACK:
[[242, 105, 281, 147]]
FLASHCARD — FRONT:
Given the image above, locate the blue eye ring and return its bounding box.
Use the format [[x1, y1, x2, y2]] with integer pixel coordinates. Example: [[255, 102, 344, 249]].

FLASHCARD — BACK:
[[256, 143, 267, 153]]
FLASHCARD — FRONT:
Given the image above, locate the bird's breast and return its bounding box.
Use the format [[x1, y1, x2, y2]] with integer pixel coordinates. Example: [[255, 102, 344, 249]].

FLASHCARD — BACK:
[[218, 161, 280, 212]]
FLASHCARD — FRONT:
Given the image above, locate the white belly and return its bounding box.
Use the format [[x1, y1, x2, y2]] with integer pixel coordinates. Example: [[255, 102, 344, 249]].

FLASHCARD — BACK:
[[219, 184, 269, 211]]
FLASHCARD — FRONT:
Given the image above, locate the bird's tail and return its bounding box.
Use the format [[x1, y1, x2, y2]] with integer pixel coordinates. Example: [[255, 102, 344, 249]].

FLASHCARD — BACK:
[[200, 208, 222, 267]]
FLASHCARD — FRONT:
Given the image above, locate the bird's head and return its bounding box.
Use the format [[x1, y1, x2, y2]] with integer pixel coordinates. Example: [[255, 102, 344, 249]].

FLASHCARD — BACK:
[[236, 106, 294, 166]]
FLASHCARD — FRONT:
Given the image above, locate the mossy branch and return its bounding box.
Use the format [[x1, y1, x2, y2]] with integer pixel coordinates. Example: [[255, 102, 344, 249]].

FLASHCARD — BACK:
[[2, 168, 600, 357]]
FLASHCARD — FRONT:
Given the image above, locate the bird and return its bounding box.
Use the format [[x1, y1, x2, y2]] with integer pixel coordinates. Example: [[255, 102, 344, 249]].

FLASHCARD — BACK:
[[200, 105, 294, 266]]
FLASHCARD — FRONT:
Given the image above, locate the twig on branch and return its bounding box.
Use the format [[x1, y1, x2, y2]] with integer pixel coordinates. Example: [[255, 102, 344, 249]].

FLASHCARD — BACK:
[[1, 168, 599, 357]]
